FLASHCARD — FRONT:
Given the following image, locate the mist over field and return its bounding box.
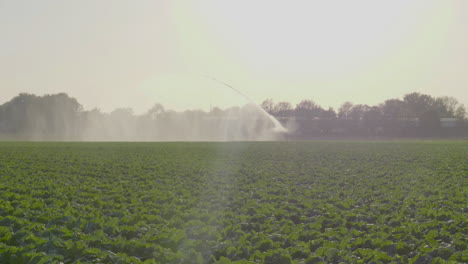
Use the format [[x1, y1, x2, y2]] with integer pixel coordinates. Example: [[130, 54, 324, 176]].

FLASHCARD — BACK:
[[0, 93, 286, 141], [0, 92, 466, 141]]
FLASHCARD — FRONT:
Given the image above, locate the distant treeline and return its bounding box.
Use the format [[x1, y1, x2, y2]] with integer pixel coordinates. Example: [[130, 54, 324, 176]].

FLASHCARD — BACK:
[[0, 92, 467, 140], [261, 93, 467, 138]]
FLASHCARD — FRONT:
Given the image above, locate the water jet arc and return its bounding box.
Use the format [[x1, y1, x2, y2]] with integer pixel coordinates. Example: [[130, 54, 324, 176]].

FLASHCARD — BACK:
[[201, 75, 287, 133]]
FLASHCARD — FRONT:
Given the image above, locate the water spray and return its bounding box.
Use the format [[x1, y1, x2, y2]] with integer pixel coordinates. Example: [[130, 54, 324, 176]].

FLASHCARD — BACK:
[[201, 75, 288, 133]]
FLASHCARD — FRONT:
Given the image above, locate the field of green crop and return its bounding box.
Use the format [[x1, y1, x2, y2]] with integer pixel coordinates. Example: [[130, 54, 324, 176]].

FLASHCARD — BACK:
[[0, 141, 467, 263]]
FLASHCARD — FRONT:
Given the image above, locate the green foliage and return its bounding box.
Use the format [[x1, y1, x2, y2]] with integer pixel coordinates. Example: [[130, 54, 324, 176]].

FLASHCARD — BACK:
[[0, 141, 467, 263]]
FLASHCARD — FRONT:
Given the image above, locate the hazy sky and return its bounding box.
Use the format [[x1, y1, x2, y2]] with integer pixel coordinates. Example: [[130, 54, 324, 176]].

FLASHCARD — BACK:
[[1, 0, 467, 113]]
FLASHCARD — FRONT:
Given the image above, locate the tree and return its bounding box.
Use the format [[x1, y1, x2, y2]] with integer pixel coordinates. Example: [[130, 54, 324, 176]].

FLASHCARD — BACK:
[[1, 93, 40, 134], [43, 93, 83, 139], [322, 107, 336, 118], [338, 102, 353, 119], [363, 106, 383, 134], [261, 99, 275, 115], [0, 93, 83, 139], [273, 102, 293, 117], [295, 99, 323, 118], [432, 96, 467, 119], [146, 103, 165, 120], [455, 105, 466, 119], [349, 104, 370, 120], [434, 96, 459, 117], [403, 93, 435, 118], [109, 108, 136, 140], [209, 106, 224, 117], [381, 99, 406, 119]]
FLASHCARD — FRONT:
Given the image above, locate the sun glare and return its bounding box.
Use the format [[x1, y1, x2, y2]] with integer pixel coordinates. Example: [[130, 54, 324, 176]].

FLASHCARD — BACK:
[[172, 1, 426, 76], [159, 1, 461, 108]]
